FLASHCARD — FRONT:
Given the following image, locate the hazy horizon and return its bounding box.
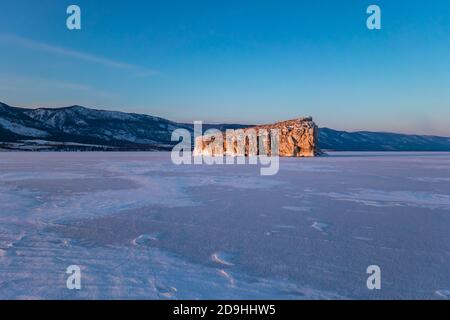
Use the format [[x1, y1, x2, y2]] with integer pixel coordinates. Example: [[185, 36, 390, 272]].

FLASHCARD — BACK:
[[1, 0, 449, 135]]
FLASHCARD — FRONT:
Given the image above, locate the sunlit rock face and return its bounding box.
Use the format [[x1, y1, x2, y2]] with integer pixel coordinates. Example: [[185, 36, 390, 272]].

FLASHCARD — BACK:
[[194, 117, 320, 157]]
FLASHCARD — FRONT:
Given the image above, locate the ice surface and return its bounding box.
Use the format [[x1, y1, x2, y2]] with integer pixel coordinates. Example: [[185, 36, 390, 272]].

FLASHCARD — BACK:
[[0, 152, 449, 299], [311, 221, 329, 234]]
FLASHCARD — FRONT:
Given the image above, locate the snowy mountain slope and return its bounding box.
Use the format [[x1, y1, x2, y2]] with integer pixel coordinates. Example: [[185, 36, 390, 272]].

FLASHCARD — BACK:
[[0, 102, 53, 141], [1, 101, 450, 151], [319, 127, 450, 151], [0, 118, 49, 138], [0, 102, 192, 150], [24, 105, 188, 145]]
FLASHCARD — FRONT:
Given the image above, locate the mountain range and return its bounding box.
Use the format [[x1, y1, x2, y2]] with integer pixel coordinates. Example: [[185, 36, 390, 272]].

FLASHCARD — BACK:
[[1, 101, 450, 152]]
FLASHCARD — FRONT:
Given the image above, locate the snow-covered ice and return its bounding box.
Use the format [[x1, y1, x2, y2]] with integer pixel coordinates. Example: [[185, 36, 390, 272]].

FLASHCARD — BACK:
[[0, 152, 449, 299]]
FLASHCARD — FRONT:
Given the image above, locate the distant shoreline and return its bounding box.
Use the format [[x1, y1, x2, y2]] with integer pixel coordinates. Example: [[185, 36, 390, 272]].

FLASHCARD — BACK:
[[2, 101, 450, 152]]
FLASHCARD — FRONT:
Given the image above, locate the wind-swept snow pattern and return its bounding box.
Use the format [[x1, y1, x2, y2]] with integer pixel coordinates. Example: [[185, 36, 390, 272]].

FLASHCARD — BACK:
[[0, 152, 449, 299]]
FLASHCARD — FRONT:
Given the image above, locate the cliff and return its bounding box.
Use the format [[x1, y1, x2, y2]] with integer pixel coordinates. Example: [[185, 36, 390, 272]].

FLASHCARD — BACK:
[[194, 117, 320, 157]]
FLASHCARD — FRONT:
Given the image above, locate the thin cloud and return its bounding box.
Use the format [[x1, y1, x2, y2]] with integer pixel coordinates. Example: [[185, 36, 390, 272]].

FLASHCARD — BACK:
[[0, 74, 116, 99], [0, 34, 158, 76]]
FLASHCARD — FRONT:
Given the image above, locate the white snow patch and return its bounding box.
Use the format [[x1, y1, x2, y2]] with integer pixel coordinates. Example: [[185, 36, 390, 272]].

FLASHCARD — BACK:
[[311, 221, 329, 233], [283, 206, 311, 212], [211, 252, 234, 266]]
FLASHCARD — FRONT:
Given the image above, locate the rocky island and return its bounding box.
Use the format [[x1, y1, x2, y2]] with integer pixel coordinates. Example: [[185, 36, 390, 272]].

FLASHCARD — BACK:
[[194, 117, 321, 157]]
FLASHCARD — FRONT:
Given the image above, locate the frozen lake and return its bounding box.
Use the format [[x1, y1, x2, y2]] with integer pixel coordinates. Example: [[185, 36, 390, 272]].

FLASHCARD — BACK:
[[0, 152, 449, 299]]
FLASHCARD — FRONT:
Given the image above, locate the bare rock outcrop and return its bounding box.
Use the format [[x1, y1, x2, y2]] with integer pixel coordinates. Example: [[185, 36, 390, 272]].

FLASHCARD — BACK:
[[194, 117, 320, 157]]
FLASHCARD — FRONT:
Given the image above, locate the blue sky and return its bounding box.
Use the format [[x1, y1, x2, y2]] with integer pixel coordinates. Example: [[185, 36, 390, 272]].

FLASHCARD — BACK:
[[0, 0, 449, 135]]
